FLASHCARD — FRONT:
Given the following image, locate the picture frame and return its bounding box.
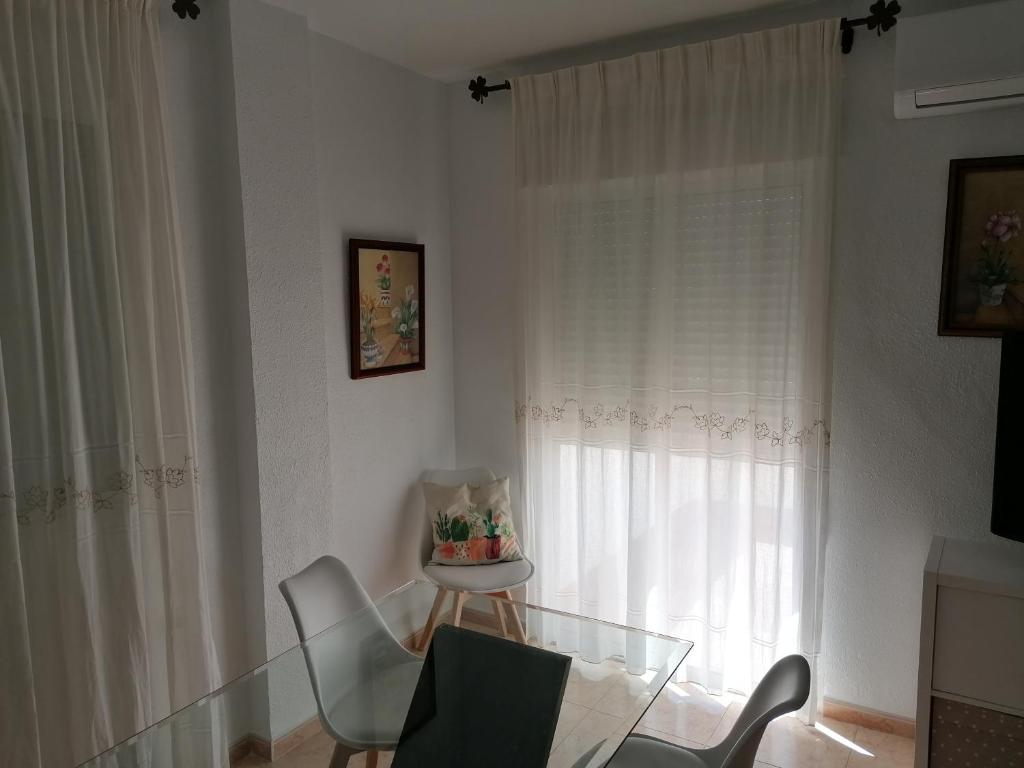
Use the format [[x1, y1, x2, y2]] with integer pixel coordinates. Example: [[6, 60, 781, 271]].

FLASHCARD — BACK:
[[938, 155, 1024, 337], [349, 238, 425, 378]]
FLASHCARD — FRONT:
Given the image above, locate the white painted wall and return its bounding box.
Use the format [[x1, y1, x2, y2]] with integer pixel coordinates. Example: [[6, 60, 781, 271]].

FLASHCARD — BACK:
[[447, 0, 1024, 718], [827, 26, 1024, 717], [160, 0, 1024, 725], [161, 0, 261, 684], [160, 0, 456, 740], [227, 0, 334, 672], [310, 34, 456, 599]]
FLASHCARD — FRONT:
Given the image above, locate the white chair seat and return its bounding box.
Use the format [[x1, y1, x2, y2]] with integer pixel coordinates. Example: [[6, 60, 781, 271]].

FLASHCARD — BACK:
[[323, 659, 424, 749], [606, 735, 709, 767], [423, 557, 535, 593]]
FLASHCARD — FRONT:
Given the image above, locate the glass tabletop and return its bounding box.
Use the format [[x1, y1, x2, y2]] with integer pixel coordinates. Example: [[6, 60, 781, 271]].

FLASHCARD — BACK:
[[78, 581, 692, 768]]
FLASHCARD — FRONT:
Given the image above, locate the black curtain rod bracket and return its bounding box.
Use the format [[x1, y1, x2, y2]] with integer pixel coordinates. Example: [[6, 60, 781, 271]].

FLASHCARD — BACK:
[[171, 0, 201, 20], [468, 76, 511, 104], [840, 0, 901, 54]]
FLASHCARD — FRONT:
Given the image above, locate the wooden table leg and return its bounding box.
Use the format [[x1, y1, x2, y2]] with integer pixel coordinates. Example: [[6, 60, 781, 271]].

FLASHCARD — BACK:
[[452, 590, 468, 627], [501, 590, 527, 643], [491, 598, 509, 638], [417, 586, 448, 651], [365, 750, 379, 768]]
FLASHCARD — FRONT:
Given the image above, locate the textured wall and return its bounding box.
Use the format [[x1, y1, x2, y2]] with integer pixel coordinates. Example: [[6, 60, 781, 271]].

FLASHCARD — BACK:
[[447, 92, 521, 516], [310, 34, 457, 598], [160, 0, 458, 743], [447, 0, 1024, 718], [827, 27, 1024, 717], [160, 0, 261, 684], [227, 0, 333, 663]]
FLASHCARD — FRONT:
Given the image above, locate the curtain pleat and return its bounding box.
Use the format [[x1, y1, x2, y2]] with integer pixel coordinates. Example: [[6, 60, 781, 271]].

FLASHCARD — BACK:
[[514, 20, 840, 716], [0, 1, 220, 765]]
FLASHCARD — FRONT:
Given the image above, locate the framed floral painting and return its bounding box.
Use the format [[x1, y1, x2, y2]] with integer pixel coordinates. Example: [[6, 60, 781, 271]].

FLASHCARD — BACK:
[[939, 155, 1024, 337], [349, 238, 424, 378]]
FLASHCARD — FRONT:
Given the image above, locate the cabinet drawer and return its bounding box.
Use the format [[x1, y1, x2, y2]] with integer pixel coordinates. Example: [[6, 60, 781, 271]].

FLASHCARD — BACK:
[[932, 586, 1024, 711]]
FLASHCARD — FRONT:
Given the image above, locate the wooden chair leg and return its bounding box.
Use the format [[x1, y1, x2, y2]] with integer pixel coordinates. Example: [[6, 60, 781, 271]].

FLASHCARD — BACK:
[[417, 586, 448, 651], [501, 590, 527, 643], [491, 597, 509, 638], [451, 590, 468, 627], [365, 750, 379, 768], [330, 742, 358, 768]]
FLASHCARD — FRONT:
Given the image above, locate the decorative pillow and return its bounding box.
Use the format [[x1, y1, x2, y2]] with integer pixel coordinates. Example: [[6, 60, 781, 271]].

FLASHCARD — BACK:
[[424, 476, 524, 565]]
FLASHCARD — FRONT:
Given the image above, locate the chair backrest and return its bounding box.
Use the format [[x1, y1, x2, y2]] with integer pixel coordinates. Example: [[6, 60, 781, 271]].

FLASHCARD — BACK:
[[419, 467, 496, 563], [279, 555, 373, 641], [280, 556, 415, 746], [704, 654, 810, 768]]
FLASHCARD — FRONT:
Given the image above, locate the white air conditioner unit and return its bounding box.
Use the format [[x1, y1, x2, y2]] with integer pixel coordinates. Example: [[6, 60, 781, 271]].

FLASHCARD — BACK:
[[894, 0, 1024, 119]]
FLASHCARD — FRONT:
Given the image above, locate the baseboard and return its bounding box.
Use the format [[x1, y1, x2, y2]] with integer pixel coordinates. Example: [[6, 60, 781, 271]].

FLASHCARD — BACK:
[[228, 736, 256, 765], [227, 734, 268, 765], [272, 717, 323, 759], [823, 698, 916, 740], [228, 718, 323, 765]]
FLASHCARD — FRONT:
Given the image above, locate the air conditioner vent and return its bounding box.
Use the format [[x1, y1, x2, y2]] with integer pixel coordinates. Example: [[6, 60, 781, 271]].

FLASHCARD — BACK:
[[894, 1, 1024, 119]]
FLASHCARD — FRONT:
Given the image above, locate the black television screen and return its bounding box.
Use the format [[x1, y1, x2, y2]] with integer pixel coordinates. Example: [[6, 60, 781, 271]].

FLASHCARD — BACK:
[[992, 331, 1024, 543]]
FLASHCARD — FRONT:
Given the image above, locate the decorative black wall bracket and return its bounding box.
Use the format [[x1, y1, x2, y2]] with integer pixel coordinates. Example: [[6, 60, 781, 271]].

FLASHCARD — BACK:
[[171, 0, 201, 20], [840, 0, 901, 54], [468, 76, 511, 103]]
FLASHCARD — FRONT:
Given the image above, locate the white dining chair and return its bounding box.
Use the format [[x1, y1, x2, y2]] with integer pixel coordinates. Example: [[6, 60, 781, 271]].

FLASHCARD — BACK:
[[604, 655, 811, 768], [280, 556, 423, 768], [416, 467, 535, 651]]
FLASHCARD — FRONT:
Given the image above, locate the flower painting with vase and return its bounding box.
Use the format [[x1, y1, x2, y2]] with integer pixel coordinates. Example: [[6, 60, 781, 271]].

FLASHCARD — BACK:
[[939, 156, 1024, 336], [392, 285, 419, 356], [349, 239, 425, 377], [376, 255, 392, 306], [359, 291, 382, 366]]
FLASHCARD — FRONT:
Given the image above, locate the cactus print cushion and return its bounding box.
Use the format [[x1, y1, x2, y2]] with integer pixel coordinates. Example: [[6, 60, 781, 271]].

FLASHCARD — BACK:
[[424, 477, 524, 565]]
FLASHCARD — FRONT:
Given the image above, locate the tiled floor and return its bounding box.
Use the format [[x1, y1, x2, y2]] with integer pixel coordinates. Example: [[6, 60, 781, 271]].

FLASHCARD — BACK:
[[238, 619, 915, 768], [634, 682, 914, 768], [238, 682, 914, 768]]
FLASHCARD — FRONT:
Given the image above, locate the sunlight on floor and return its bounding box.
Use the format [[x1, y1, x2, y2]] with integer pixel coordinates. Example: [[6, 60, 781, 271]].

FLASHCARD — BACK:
[[815, 721, 874, 756]]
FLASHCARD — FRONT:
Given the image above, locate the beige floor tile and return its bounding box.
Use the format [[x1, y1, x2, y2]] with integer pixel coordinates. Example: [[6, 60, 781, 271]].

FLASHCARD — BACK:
[[547, 708, 628, 768], [235, 677, 910, 768], [552, 701, 591, 751], [708, 704, 854, 768], [547, 730, 614, 767], [344, 750, 395, 768], [271, 731, 336, 768], [631, 724, 706, 750], [638, 683, 730, 744], [847, 726, 915, 768], [604, 725, 776, 768], [562, 660, 621, 708], [571, 709, 627, 740], [592, 673, 655, 719]]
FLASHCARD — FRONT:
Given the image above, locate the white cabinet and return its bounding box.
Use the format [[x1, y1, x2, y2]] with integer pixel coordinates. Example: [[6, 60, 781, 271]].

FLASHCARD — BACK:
[[916, 536, 1024, 767]]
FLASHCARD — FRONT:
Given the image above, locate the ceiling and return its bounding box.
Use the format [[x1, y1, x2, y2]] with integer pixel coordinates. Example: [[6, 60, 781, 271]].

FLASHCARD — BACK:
[[261, 0, 793, 82]]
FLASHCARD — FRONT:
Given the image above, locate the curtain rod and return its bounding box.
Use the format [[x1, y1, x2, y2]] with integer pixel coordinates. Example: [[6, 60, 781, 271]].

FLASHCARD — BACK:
[[467, 0, 901, 103]]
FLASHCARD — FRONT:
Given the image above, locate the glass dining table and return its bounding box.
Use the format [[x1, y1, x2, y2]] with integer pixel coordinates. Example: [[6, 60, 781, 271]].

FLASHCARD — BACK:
[[78, 581, 693, 768]]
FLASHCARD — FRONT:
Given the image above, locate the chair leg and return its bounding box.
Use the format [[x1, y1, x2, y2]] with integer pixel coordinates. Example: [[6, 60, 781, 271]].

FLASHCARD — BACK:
[[365, 750, 380, 768], [491, 597, 509, 638], [417, 586, 448, 651], [329, 742, 358, 768], [500, 590, 527, 643], [451, 590, 468, 627]]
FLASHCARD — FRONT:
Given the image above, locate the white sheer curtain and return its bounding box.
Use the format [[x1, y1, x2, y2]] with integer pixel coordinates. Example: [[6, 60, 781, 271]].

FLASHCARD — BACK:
[[514, 20, 840, 712], [0, 2, 220, 765]]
